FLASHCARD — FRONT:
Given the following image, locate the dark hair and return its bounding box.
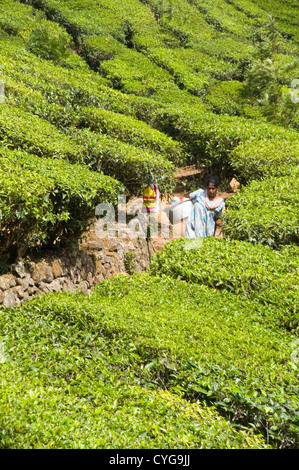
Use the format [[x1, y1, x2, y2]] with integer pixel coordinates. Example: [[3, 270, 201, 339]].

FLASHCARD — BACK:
[[206, 177, 220, 188]]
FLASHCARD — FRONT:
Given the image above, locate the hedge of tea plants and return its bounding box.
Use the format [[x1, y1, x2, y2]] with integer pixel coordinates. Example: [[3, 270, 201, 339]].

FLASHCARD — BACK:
[[70, 129, 176, 194], [0, 148, 123, 261], [223, 174, 299, 248], [150, 237, 299, 332], [230, 138, 299, 181], [0, 284, 270, 449], [1, 274, 297, 447], [2, 0, 297, 271], [76, 106, 183, 162], [0, 104, 83, 161]]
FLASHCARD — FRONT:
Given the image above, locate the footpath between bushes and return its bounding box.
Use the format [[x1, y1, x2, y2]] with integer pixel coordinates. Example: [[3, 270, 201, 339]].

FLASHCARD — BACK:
[[0, 167, 235, 308]]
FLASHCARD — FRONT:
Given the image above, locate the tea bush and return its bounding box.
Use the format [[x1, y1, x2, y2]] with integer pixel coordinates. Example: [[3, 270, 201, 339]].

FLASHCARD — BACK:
[[0, 287, 269, 449], [71, 129, 176, 194], [26, 16, 71, 63], [0, 104, 83, 161], [77, 106, 183, 162], [4, 74, 81, 129], [150, 238, 299, 332], [230, 138, 299, 181], [0, 148, 123, 259], [223, 174, 299, 248], [0, 151, 55, 261], [203, 80, 254, 116], [10, 275, 296, 447]]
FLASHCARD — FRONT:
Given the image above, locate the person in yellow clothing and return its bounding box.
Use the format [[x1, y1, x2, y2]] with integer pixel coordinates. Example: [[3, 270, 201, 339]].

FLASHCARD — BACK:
[[142, 183, 159, 213], [142, 182, 160, 258]]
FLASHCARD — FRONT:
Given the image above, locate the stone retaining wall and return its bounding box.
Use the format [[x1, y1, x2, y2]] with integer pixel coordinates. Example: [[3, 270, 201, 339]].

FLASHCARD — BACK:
[[0, 236, 150, 308]]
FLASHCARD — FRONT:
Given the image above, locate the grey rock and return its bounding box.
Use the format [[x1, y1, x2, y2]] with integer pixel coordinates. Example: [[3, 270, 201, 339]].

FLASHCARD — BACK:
[[2, 290, 18, 307], [31, 262, 53, 284], [0, 274, 16, 291], [17, 274, 32, 290], [12, 262, 27, 279]]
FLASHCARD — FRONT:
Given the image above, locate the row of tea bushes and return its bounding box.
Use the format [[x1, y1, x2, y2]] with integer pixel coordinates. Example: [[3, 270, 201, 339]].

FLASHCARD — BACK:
[[0, 286, 269, 449], [223, 174, 299, 248], [71, 129, 176, 194], [2, 16, 297, 182], [150, 238, 299, 332], [0, 104, 82, 161], [2, 368, 266, 449], [147, 47, 240, 85], [0, 102, 175, 192], [0, 0, 70, 45], [77, 106, 183, 163], [230, 138, 299, 181], [8, 1, 299, 251], [15, 274, 296, 448], [4, 73, 81, 130], [0, 148, 123, 262], [235, 0, 298, 27]]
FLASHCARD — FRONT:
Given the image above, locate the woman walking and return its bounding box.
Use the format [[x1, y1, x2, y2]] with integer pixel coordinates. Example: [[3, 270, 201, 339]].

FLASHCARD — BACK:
[[185, 177, 225, 239]]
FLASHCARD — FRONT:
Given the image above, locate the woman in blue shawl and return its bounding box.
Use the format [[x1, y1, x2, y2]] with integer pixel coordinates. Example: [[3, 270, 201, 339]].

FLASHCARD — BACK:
[[185, 177, 225, 239]]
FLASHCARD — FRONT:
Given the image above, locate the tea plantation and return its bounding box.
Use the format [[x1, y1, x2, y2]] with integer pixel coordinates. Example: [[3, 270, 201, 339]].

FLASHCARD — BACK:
[[0, 0, 298, 449]]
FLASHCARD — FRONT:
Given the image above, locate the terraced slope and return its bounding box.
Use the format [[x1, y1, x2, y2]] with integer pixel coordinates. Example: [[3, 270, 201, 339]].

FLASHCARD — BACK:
[[0, 0, 298, 255], [0, 0, 298, 450]]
